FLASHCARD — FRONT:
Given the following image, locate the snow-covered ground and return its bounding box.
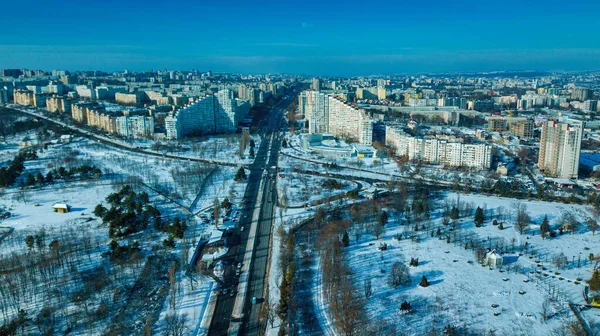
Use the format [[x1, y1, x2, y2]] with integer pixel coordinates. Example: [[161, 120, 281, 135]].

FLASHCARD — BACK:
[[276, 171, 356, 208], [339, 192, 600, 335]]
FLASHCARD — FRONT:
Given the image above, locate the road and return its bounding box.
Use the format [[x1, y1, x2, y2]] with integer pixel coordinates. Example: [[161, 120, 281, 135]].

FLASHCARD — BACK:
[[208, 93, 294, 335]]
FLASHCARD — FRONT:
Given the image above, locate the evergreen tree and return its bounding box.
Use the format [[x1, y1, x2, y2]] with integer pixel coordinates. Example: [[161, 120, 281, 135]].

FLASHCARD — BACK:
[[250, 139, 255, 148], [249, 147, 255, 158], [45, 171, 53, 183], [26, 173, 36, 186], [234, 167, 247, 181], [400, 301, 412, 313], [342, 231, 350, 247], [25, 235, 34, 250], [419, 275, 430, 287], [35, 172, 45, 184], [474, 206, 484, 227], [540, 215, 550, 239]]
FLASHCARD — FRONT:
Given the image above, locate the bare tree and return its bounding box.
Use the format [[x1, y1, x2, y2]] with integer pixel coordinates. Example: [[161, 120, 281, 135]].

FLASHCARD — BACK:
[[388, 261, 411, 288], [588, 218, 599, 235], [514, 203, 530, 235], [364, 276, 372, 299]]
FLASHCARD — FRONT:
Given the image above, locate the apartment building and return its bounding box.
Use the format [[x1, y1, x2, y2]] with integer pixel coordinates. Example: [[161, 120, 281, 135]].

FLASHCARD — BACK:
[[385, 126, 491, 169], [14, 89, 46, 107], [486, 116, 535, 139], [538, 118, 583, 179], [115, 92, 140, 105], [46, 95, 71, 113], [116, 115, 154, 138], [165, 89, 249, 139], [299, 90, 373, 144]]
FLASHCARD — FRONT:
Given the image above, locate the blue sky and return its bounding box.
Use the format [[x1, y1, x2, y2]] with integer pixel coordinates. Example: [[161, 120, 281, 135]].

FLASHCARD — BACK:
[[1, 0, 599, 75]]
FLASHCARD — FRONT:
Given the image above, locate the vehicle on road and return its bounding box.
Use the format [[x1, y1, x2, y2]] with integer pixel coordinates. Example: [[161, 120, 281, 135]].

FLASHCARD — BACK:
[[240, 226, 245, 232], [222, 288, 229, 295], [235, 269, 240, 276], [237, 263, 242, 269]]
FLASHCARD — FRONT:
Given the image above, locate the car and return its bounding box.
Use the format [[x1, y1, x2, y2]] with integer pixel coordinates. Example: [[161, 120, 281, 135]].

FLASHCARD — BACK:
[[235, 269, 240, 276], [237, 263, 242, 269], [230, 290, 236, 297], [222, 288, 229, 295], [240, 226, 245, 232]]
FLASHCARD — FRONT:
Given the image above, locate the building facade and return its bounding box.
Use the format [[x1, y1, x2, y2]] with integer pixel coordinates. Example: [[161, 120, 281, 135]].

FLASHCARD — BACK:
[[299, 90, 373, 144], [538, 118, 583, 179], [385, 126, 492, 169], [46, 95, 71, 113], [165, 89, 249, 139], [116, 115, 154, 138]]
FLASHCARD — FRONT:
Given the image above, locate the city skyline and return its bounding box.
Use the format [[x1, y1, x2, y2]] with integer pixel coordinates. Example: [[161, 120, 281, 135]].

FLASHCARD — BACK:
[[1, 0, 600, 75]]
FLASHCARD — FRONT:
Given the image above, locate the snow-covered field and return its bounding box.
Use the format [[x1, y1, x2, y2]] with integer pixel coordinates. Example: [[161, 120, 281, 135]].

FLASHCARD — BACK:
[[276, 172, 356, 208], [341, 192, 600, 335]]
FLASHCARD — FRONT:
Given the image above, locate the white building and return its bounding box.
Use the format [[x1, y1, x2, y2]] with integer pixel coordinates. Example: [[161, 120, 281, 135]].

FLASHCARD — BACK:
[[538, 118, 583, 179], [299, 90, 373, 145], [116, 115, 154, 138], [165, 89, 249, 139], [385, 126, 492, 169]]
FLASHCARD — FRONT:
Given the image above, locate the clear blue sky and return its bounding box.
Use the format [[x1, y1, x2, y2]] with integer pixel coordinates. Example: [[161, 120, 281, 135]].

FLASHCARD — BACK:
[[1, 0, 599, 75]]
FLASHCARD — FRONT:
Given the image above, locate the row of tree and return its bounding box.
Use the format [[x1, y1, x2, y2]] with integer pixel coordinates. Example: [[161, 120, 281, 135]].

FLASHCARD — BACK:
[[0, 150, 36, 187]]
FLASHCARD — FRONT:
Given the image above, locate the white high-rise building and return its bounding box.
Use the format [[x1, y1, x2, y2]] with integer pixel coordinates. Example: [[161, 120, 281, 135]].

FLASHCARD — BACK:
[[165, 89, 249, 139], [538, 118, 583, 179], [299, 90, 373, 144]]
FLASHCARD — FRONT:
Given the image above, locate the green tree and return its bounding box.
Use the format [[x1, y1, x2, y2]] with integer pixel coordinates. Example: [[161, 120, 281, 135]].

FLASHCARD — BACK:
[[26, 173, 36, 186], [35, 172, 44, 184], [234, 167, 247, 181], [94, 204, 107, 217], [163, 236, 176, 249], [419, 275, 430, 287], [250, 139, 255, 148], [342, 231, 350, 247], [590, 270, 600, 291], [45, 171, 53, 183], [249, 147, 255, 158], [474, 206, 484, 228], [25, 235, 34, 250], [540, 215, 551, 239]]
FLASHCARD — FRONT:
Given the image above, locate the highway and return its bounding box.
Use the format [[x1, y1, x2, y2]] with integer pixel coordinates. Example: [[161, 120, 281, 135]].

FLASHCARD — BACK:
[[208, 93, 293, 335]]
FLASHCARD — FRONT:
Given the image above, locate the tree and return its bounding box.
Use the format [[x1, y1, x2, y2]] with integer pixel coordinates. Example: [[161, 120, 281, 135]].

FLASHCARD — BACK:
[[514, 203, 530, 235], [45, 171, 53, 183], [234, 167, 247, 181], [540, 215, 551, 239], [364, 276, 372, 299], [25, 235, 34, 250], [474, 206, 484, 228], [249, 147, 255, 158], [163, 236, 175, 248], [35, 172, 45, 184], [26, 173, 36, 186], [400, 301, 412, 313], [378, 210, 388, 226], [342, 231, 350, 247], [552, 252, 568, 269], [250, 139, 255, 148], [94, 204, 106, 217], [419, 275, 430, 287], [590, 270, 600, 291], [388, 261, 411, 288], [442, 217, 450, 226], [588, 218, 599, 235]]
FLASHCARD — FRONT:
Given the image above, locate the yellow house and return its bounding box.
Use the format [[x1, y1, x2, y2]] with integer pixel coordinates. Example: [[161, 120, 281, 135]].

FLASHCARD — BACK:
[[52, 203, 71, 213]]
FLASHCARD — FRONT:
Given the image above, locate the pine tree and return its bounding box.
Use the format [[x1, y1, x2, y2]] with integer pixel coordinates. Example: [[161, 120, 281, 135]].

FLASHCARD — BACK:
[[342, 231, 350, 247], [234, 167, 247, 181], [419, 275, 430, 287], [249, 147, 255, 158], [540, 215, 550, 239], [474, 206, 484, 227]]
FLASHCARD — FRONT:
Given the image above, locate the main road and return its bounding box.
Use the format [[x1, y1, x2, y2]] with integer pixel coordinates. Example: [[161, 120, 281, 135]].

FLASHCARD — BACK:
[[208, 93, 294, 335]]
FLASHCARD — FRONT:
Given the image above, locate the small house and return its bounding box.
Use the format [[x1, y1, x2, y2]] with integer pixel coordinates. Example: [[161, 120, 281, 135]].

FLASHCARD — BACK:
[[52, 203, 71, 213], [484, 249, 503, 267]]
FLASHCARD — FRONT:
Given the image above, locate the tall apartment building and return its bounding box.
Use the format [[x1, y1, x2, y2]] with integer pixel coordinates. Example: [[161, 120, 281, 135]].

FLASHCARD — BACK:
[[486, 116, 535, 139], [2, 69, 22, 77], [299, 90, 329, 134], [165, 89, 249, 139], [0, 87, 8, 104], [72, 102, 100, 124], [116, 115, 154, 138], [298, 90, 373, 144], [538, 118, 583, 179], [385, 126, 492, 169], [311, 78, 320, 91], [238, 84, 257, 106], [46, 95, 71, 113], [571, 88, 591, 102]]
